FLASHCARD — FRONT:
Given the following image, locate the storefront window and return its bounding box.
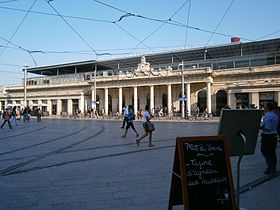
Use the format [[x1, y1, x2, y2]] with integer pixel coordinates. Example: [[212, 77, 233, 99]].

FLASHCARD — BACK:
[[235, 93, 249, 109], [259, 92, 274, 108]]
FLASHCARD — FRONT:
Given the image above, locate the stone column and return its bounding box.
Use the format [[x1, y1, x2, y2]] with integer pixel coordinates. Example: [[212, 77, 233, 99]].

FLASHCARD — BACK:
[[67, 99, 73, 115], [28, 100, 33, 109], [104, 88, 108, 115], [167, 84, 172, 115], [47, 100, 52, 115], [228, 92, 236, 109], [79, 92, 85, 114], [276, 91, 280, 105], [38, 100, 42, 109], [186, 83, 191, 116], [57, 99, 62, 116], [206, 82, 212, 113], [119, 87, 123, 114], [91, 87, 96, 109], [150, 85, 154, 111], [249, 92, 259, 108], [20, 100, 24, 110], [0, 101, 2, 111], [134, 86, 138, 113], [4, 100, 7, 109]]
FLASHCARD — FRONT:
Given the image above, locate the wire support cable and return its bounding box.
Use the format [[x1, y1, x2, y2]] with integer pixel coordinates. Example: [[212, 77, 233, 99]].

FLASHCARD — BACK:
[[204, 0, 236, 47]]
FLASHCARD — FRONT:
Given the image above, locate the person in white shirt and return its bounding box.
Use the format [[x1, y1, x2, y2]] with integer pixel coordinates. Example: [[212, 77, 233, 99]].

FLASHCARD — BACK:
[[136, 104, 155, 147], [121, 105, 129, 129]]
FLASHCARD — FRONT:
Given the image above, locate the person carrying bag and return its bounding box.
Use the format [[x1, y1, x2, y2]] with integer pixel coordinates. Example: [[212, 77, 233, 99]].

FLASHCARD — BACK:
[[136, 104, 155, 147]]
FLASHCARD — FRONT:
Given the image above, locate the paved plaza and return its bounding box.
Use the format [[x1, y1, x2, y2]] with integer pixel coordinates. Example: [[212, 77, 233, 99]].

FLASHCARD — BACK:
[[0, 118, 279, 210]]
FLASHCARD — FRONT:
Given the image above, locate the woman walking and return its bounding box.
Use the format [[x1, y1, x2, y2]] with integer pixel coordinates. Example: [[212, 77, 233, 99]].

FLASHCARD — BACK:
[[121, 105, 139, 138], [136, 104, 155, 147]]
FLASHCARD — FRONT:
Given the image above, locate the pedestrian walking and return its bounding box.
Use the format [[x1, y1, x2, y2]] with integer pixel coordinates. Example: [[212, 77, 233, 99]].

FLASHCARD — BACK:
[[1, 108, 12, 129], [121, 105, 139, 138], [11, 106, 18, 126], [121, 105, 128, 129], [23, 107, 30, 122], [260, 101, 278, 175], [36, 108, 42, 122], [136, 104, 155, 147]]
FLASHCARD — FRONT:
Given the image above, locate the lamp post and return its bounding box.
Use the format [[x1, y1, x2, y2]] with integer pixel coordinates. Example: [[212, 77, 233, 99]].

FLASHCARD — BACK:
[[23, 64, 28, 108], [179, 61, 185, 119], [93, 64, 97, 110]]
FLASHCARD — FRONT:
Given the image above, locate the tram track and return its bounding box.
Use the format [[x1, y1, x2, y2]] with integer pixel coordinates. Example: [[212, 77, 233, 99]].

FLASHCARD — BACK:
[[0, 123, 86, 157], [2, 144, 174, 176], [1, 138, 279, 197], [0, 123, 48, 140], [1, 121, 279, 198], [0, 124, 105, 176]]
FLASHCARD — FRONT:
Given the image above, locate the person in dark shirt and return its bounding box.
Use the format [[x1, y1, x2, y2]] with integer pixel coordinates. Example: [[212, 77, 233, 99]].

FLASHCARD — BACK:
[[121, 105, 139, 138], [1, 109, 12, 129], [260, 101, 278, 175]]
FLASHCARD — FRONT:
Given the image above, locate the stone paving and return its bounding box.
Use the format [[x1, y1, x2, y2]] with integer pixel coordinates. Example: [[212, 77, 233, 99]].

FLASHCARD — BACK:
[[0, 118, 279, 210]]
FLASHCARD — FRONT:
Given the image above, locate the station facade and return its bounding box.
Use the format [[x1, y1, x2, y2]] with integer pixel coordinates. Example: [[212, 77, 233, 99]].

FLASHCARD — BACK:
[[0, 38, 280, 117]]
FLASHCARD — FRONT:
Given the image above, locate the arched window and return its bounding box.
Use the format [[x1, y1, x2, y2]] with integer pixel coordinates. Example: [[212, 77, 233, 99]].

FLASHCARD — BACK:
[[146, 94, 150, 107], [162, 94, 167, 108], [96, 95, 100, 110], [197, 90, 206, 112], [122, 94, 125, 108], [108, 95, 112, 113], [132, 95, 140, 111], [216, 90, 227, 116]]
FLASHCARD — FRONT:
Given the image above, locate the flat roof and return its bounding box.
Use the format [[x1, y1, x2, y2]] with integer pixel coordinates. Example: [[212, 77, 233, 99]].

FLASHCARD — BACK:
[[27, 38, 280, 76]]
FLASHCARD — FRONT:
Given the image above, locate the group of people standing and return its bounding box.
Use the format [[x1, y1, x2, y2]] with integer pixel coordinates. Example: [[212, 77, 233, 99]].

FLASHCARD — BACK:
[[0, 106, 42, 129], [121, 104, 155, 147]]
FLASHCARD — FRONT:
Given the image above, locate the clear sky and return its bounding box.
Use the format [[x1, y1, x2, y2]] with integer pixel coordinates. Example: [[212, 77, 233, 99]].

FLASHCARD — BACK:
[[0, 0, 279, 85]]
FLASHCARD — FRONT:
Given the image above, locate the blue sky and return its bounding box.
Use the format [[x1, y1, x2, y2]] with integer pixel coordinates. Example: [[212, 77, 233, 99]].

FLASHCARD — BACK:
[[0, 0, 279, 85]]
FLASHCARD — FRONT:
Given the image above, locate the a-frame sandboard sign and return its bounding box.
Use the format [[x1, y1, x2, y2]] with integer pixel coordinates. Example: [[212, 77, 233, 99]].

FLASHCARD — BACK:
[[168, 136, 237, 210]]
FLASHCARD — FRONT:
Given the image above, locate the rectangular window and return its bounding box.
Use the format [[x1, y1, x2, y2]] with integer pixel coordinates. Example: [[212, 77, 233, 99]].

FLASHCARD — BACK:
[[235, 60, 250, 68], [276, 54, 280, 64], [251, 58, 267, 66], [267, 56, 275, 65]]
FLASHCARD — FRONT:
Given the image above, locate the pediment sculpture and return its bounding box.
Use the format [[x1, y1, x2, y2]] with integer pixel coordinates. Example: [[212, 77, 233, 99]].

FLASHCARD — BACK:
[[134, 56, 151, 76]]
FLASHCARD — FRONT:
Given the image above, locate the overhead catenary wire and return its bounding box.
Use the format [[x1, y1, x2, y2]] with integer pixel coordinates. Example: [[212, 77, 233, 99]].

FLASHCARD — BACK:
[[0, 0, 272, 77], [113, 23, 154, 52], [0, 4, 256, 44], [257, 30, 280, 40], [0, 0, 38, 59], [0, 5, 113, 23], [184, 0, 191, 49], [204, 0, 236, 47], [0, 0, 18, 3], [128, 0, 191, 54], [44, 0, 98, 57]]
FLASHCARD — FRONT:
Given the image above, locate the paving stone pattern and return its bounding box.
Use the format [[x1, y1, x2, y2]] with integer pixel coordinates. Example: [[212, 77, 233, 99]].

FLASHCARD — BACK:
[[0, 118, 279, 210]]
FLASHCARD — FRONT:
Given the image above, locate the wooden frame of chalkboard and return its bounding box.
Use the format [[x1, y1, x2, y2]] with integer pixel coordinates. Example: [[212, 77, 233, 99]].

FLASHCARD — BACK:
[[168, 135, 237, 210]]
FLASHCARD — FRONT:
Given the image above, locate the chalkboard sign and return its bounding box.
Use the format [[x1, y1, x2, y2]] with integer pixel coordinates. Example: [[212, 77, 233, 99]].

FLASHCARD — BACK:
[[168, 136, 237, 210]]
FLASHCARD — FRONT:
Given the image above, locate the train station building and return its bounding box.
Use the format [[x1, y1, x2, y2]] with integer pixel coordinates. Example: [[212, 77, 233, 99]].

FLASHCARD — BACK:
[[0, 38, 280, 117]]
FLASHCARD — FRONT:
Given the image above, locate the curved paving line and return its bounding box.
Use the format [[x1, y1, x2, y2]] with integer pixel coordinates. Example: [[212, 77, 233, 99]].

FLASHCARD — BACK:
[[3, 145, 174, 176], [0, 125, 105, 175], [2, 139, 279, 197], [0, 124, 86, 157], [59, 138, 175, 154], [0, 124, 48, 140], [0, 137, 174, 161]]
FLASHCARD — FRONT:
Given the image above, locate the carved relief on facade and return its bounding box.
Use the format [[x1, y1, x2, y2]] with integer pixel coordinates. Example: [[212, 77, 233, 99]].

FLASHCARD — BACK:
[[134, 56, 173, 77], [134, 56, 151, 76]]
